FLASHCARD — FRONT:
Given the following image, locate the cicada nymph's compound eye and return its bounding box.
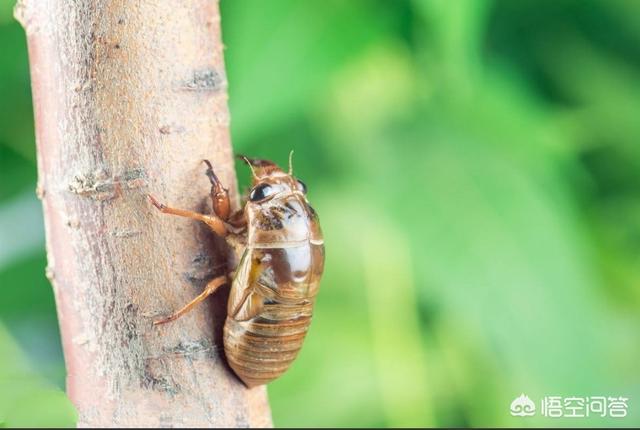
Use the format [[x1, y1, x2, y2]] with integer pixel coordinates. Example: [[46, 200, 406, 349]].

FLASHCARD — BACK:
[[296, 179, 307, 194], [249, 183, 276, 202]]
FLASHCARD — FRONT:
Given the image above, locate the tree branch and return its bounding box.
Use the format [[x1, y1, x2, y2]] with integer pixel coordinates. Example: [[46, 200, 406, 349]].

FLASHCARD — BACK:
[[16, 0, 272, 426]]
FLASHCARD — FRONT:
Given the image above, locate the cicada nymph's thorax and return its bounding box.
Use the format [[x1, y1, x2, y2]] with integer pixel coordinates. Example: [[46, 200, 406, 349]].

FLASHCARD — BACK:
[[223, 157, 325, 387]]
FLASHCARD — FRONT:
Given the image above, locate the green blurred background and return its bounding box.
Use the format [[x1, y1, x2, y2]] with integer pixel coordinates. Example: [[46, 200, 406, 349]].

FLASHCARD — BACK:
[[1, 0, 640, 427]]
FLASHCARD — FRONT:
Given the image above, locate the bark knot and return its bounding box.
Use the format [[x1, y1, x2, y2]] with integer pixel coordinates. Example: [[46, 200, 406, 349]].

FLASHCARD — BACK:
[[181, 68, 225, 92], [68, 168, 147, 201]]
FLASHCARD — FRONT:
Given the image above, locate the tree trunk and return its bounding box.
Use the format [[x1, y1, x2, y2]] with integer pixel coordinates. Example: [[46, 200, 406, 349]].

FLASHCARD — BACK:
[[15, 0, 272, 427]]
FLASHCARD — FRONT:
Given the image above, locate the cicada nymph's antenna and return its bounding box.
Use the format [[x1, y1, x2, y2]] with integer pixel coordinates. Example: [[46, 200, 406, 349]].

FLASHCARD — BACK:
[[237, 154, 258, 179], [288, 150, 294, 176]]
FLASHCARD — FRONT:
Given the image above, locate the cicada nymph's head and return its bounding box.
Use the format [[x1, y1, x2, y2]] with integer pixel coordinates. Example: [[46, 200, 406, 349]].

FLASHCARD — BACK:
[[238, 152, 307, 203], [238, 152, 321, 242]]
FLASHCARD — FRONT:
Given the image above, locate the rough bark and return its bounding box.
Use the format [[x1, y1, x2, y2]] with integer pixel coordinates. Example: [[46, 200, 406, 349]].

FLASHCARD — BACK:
[[15, 0, 272, 427]]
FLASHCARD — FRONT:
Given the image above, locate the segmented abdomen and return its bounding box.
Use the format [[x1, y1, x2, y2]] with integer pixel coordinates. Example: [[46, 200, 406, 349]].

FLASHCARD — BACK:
[[223, 303, 312, 387]]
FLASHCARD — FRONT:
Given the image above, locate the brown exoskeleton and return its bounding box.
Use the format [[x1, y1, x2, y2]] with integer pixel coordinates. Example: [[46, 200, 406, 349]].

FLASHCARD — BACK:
[[148, 154, 324, 387]]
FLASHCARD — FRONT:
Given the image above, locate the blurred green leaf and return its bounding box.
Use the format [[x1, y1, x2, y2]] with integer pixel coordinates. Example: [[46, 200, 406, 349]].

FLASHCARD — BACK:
[[0, 21, 34, 161], [0, 252, 53, 319], [362, 222, 435, 427], [412, 0, 492, 101], [221, 0, 406, 147], [0, 323, 76, 428], [0, 146, 36, 202]]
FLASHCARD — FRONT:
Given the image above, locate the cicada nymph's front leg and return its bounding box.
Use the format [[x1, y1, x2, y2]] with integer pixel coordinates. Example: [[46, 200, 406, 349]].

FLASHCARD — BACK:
[[203, 159, 247, 233], [203, 159, 231, 220]]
